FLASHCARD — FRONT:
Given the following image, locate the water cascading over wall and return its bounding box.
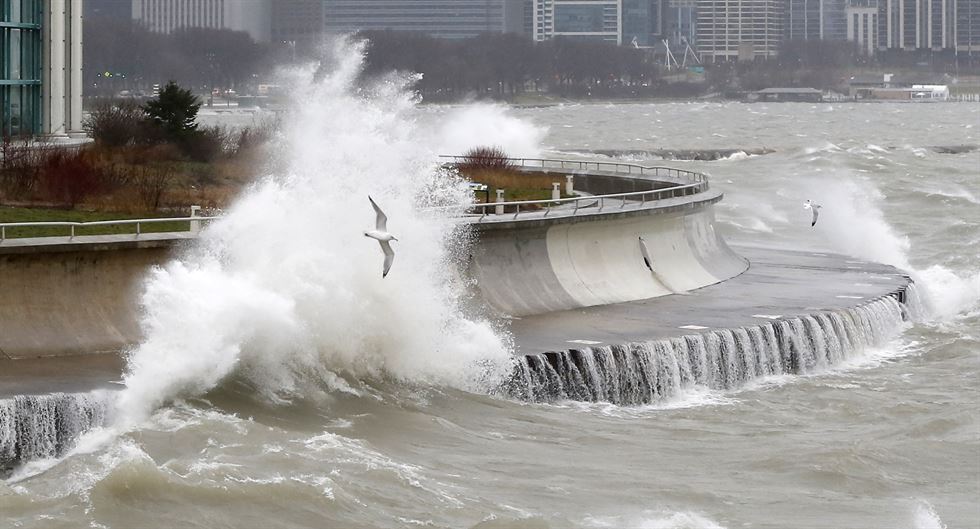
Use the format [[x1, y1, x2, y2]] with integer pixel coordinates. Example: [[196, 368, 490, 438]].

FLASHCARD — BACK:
[[506, 286, 925, 405], [0, 391, 113, 473]]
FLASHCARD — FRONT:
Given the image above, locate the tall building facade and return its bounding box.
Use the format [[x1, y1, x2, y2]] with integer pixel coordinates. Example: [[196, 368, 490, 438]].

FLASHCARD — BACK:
[[84, 0, 131, 19], [1, 0, 83, 138], [695, 0, 784, 61], [323, 0, 526, 40], [879, 0, 955, 50], [846, 0, 879, 54], [664, 0, 696, 46], [785, 0, 848, 41], [533, 0, 623, 44], [956, 0, 980, 54], [131, 0, 273, 43], [272, 0, 324, 47], [623, 0, 663, 46]]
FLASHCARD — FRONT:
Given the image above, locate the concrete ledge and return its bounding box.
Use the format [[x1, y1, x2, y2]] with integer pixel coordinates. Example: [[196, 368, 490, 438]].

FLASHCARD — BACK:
[[0, 232, 194, 255]]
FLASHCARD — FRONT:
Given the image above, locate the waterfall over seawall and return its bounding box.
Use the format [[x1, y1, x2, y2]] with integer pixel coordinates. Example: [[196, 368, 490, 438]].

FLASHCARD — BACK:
[[507, 285, 924, 405], [0, 391, 113, 473]]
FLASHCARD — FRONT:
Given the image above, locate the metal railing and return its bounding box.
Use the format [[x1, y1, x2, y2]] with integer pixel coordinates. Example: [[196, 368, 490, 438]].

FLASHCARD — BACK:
[[0, 157, 713, 239], [439, 155, 710, 221], [0, 216, 220, 242], [449, 183, 704, 222], [439, 155, 709, 184]]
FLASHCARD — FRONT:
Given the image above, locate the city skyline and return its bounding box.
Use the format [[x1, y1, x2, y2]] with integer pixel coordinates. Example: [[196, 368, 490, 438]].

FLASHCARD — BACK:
[[78, 0, 980, 58]]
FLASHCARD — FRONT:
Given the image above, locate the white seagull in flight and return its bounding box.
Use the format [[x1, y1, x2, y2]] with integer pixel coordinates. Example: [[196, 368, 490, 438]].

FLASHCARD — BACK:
[[365, 196, 398, 278], [803, 200, 822, 227]]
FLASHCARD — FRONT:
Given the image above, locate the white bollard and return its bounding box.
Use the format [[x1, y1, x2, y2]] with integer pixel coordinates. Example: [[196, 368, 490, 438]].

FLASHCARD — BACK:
[[495, 189, 505, 215], [552, 183, 561, 201], [566, 174, 574, 195], [190, 205, 201, 234]]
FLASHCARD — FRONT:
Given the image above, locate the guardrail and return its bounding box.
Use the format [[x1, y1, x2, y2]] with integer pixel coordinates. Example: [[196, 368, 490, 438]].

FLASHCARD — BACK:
[[0, 216, 220, 242], [438, 155, 709, 184], [0, 157, 714, 239], [457, 183, 704, 221], [439, 155, 710, 221]]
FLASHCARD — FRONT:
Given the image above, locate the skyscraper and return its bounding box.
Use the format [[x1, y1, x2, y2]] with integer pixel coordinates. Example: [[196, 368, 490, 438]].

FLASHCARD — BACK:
[[695, 0, 784, 61], [533, 0, 624, 44], [846, 0, 879, 54], [785, 0, 848, 41], [623, 0, 663, 47], [879, 0, 956, 50], [955, 0, 980, 55], [130, 0, 273, 43], [272, 0, 324, 47], [84, 0, 131, 20], [322, 0, 526, 40]]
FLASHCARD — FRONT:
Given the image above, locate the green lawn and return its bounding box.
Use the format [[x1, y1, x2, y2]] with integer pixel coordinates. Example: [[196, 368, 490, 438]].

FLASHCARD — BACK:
[[0, 207, 193, 239]]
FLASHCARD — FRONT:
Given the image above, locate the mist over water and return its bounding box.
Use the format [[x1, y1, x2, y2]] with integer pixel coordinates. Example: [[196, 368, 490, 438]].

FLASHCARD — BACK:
[[3, 79, 978, 526]]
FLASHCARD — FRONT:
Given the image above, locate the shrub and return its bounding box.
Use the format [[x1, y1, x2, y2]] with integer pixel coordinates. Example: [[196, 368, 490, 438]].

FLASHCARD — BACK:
[[83, 100, 151, 147], [458, 146, 516, 173], [0, 138, 47, 200], [133, 166, 174, 210], [182, 126, 228, 163], [41, 149, 104, 207]]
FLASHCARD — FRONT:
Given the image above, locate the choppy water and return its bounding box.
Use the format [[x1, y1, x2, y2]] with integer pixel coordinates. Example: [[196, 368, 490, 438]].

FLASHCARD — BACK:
[[2, 92, 978, 528]]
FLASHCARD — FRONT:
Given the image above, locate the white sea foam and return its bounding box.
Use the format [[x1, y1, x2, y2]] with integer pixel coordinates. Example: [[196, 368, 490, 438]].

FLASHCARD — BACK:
[[584, 510, 727, 529], [435, 104, 547, 158], [912, 500, 947, 529], [117, 39, 518, 424]]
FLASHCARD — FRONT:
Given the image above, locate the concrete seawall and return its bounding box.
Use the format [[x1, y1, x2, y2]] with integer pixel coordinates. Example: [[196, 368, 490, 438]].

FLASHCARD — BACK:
[[469, 190, 747, 316], [0, 235, 193, 359]]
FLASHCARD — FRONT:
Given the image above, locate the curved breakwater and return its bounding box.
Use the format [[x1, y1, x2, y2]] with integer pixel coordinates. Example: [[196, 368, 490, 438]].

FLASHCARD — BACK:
[[507, 285, 924, 405], [0, 285, 924, 471]]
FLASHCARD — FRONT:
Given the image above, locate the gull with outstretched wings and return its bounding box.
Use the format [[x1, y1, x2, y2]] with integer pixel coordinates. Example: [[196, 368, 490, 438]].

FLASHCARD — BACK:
[[364, 196, 398, 277]]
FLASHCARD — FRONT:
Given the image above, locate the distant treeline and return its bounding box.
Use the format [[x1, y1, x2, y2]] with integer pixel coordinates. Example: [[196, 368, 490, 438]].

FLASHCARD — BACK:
[[84, 16, 281, 97]]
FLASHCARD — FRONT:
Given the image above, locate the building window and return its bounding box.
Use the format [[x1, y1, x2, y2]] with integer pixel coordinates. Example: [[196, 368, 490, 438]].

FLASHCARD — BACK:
[[1, 0, 43, 137]]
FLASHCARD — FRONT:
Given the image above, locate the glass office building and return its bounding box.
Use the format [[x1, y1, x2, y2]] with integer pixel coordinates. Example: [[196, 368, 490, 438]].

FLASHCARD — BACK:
[[1, 0, 83, 139], [1, 0, 43, 137]]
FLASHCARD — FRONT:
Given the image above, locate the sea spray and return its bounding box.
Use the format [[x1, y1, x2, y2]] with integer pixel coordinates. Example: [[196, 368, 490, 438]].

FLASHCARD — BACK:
[[117, 39, 515, 424], [434, 104, 547, 158], [790, 173, 977, 321]]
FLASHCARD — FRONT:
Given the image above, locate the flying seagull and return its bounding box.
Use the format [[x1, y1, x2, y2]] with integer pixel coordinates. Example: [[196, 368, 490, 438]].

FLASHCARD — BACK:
[[803, 200, 822, 227], [365, 196, 397, 278], [638, 236, 654, 271]]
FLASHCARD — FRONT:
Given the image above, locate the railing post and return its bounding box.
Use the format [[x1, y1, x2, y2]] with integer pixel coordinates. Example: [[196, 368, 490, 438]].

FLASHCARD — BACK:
[[136, 222, 141, 237], [190, 205, 202, 234], [70, 225, 75, 239], [495, 189, 505, 215], [514, 204, 520, 219], [1, 226, 5, 241]]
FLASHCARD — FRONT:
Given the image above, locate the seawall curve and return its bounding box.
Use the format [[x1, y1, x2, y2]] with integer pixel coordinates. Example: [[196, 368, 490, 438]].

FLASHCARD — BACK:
[[463, 162, 748, 317]]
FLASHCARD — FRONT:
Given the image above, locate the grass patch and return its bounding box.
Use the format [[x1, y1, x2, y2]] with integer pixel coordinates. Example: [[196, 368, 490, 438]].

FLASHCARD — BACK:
[[0, 206, 192, 239]]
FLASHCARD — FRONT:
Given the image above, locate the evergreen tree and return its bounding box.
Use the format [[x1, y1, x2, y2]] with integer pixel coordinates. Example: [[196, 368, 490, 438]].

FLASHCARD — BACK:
[[143, 81, 201, 142]]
